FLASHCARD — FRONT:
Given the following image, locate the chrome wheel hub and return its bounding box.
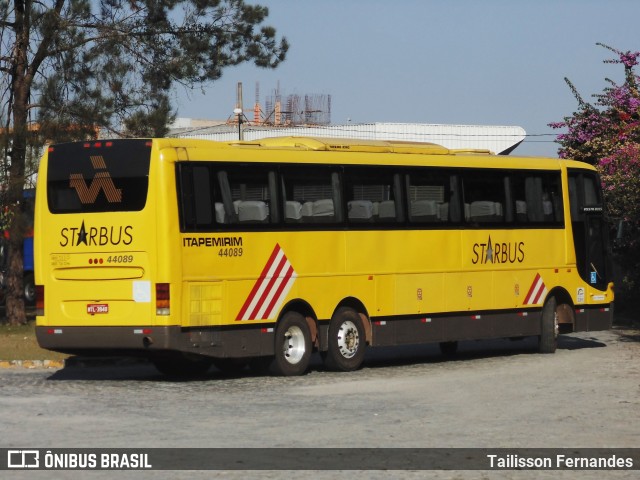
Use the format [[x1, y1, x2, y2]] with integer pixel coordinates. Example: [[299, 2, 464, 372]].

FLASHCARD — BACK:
[[283, 325, 306, 364], [337, 320, 360, 359]]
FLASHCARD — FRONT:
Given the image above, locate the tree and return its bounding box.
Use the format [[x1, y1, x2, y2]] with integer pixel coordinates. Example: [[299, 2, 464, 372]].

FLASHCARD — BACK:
[[0, 0, 288, 325], [550, 43, 640, 306]]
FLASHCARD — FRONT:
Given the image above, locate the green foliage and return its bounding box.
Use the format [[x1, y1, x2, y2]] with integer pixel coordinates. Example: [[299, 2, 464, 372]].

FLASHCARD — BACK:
[[599, 143, 640, 224], [0, 0, 288, 324], [549, 44, 640, 164], [599, 142, 640, 308], [24, 0, 289, 141], [550, 43, 640, 302]]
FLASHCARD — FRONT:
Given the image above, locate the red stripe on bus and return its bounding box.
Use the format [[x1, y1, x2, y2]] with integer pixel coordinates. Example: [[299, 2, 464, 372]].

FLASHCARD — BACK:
[[245, 253, 289, 320], [236, 244, 283, 320], [262, 264, 295, 319], [523, 273, 542, 305]]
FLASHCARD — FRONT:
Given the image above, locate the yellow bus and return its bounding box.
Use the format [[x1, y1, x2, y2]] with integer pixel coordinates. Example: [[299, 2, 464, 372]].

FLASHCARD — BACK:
[[35, 137, 614, 376]]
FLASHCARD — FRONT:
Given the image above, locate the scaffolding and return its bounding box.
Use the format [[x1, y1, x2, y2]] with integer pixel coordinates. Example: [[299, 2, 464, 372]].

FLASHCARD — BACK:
[[238, 82, 331, 126]]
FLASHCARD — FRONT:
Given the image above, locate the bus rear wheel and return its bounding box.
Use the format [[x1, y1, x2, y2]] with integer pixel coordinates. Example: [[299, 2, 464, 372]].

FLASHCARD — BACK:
[[538, 296, 558, 354], [323, 307, 366, 371], [271, 311, 312, 376]]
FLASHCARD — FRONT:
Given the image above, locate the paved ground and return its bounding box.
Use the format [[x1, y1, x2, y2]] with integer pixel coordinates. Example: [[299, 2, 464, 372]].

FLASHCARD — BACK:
[[0, 327, 638, 479]]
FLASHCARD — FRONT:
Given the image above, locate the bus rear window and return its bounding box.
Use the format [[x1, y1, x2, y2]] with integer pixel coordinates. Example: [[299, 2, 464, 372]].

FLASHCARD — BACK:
[[47, 140, 151, 213]]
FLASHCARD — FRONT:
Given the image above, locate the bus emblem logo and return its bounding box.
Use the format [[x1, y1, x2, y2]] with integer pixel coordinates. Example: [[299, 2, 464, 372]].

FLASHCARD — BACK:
[[236, 244, 297, 321], [69, 156, 122, 204]]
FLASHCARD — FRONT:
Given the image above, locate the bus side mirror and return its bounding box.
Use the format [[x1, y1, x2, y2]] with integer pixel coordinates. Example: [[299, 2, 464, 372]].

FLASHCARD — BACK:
[[611, 220, 625, 246]]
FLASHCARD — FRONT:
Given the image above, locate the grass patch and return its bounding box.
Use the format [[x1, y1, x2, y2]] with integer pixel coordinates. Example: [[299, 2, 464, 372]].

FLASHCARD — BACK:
[[0, 321, 69, 361]]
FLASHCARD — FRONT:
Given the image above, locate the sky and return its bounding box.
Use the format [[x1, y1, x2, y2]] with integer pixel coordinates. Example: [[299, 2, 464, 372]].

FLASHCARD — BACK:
[[175, 0, 640, 157]]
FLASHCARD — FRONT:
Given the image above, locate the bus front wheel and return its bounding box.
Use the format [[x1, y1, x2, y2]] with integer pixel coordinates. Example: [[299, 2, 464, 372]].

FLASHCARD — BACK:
[[538, 296, 558, 354], [271, 311, 312, 376], [323, 307, 366, 371]]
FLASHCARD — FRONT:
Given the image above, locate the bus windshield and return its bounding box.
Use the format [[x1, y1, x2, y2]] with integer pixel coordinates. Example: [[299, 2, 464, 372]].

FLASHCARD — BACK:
[[47, 140, 151, 214]]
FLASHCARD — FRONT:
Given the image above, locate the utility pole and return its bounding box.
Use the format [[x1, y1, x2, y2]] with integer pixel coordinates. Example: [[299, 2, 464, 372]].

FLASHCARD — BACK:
[[235, 82, 244, 140]]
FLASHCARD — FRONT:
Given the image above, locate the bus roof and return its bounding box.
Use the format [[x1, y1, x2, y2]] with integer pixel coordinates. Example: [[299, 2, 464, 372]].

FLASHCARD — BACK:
[[152, 136, 595, 171], [228, 136, 456, 155]]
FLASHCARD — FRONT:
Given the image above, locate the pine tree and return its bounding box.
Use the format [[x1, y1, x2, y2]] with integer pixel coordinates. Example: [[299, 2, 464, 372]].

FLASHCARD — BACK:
[[0, 0, 288, 324]]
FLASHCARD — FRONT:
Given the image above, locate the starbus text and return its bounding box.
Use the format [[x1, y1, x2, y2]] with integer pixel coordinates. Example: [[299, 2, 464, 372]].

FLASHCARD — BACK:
[[472, 240, 525, 265], [60, 224, 133, 247]]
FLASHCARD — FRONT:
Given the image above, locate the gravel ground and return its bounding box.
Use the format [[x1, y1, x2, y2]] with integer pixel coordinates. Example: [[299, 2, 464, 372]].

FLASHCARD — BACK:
[[0, 326, 638, 479]]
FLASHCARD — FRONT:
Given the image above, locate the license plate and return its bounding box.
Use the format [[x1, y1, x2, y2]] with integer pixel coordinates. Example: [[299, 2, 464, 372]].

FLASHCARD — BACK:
[[87, 303, 109, 314]]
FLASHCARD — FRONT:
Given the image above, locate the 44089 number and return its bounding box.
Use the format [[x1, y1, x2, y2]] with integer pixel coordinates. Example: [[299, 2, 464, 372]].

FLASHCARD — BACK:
[[107, 255, 134, 263], [218, 247, 243, 257]]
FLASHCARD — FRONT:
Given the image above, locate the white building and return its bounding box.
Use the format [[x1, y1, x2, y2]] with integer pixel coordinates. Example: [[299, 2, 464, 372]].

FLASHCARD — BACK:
[[171, 120, 526, 155]]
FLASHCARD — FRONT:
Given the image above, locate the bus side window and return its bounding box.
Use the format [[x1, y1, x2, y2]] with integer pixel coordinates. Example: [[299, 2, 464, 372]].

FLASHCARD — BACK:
[[448, 174, 462, 223], [461, 170, 506, 224], [216, 170, 237, 224], [177, 164, 215, 231], [344, 167, 400, 224], [215, 166, 275, 225], [405, 169, 454, 224], [281, 166, 342, 224], [511, 172, 563, 225]]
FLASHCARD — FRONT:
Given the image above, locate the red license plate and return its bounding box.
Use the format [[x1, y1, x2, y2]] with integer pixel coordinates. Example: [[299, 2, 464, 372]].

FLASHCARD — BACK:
[[87, 303, 109, 314]]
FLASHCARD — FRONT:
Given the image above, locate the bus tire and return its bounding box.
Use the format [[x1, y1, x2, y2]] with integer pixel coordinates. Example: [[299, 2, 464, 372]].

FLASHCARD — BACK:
[[324, 307, 366, 372], [271, 311, 312, 376], [151, 353, 212, 378], [539, 296, 558, 354]]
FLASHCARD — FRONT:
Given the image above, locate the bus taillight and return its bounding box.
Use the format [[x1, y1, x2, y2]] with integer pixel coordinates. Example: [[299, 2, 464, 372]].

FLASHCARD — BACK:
[[156, 283, 170, 316], [35, 285, 44, 316]]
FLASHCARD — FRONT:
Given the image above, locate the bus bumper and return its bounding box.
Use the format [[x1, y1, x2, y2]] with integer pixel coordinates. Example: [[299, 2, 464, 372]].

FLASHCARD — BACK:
[[35, 324, 275, 358], [573, 304, 614, 332], [36, 325, 180, 355]]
